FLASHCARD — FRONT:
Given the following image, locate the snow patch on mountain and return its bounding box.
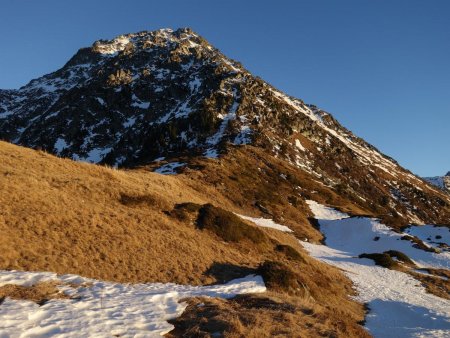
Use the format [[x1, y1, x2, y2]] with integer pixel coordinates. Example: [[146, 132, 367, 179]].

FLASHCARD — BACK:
[[424, 177, 445, 189], [305, 200, 349, 221], [154, 162, 186, 175], [54, 138, 68, 154], [204, 87, 240, 158]]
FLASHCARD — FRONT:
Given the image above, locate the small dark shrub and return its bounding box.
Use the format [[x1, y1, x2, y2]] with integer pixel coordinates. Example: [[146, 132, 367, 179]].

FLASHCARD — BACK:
[[287, 196, 299, 207], [175, 202, 202, 213], [169, 202, 202, 221], [359, 253, 396, 269], [197, 204, 268, 245], [257, 261, 300, 291], [384, 250, 415, 265], [401, 235, 438, 253]]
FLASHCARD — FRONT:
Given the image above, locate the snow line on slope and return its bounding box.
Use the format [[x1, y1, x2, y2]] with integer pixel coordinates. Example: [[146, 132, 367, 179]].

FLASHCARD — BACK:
[[0, 271, 266, 337], [303, 201, 450, 338]]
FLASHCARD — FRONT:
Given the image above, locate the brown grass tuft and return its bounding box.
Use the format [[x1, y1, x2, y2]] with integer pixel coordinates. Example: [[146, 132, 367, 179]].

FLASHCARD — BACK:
[[0, 281, 69, 305], [257, 261, 302, 293]]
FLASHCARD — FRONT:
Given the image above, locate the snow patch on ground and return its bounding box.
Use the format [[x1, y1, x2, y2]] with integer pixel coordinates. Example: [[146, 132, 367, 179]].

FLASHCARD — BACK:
[[0, 270, 265, 337], [404, 225, 450, 251], [237, 214, 293, 232], [131, 94, 150, 109], [96, 97, 106, 106], [302, 201, 450, 337], [312, 216, 449, 269], [305, 200, 349, 220]]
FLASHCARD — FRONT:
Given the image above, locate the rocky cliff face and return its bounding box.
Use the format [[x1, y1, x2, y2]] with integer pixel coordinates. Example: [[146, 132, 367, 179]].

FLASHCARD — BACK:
[[1, 27, 450, 226]]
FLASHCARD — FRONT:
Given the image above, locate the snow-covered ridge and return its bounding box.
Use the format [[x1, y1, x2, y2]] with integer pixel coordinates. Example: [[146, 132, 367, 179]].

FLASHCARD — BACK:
[[0, 270, 265, 337], [269, 86, 403, 180]]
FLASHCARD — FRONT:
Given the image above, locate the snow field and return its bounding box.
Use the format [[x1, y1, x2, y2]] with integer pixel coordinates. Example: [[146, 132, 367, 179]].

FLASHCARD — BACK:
[[302, 201, 450, 338], [0, 271, 265, 337]]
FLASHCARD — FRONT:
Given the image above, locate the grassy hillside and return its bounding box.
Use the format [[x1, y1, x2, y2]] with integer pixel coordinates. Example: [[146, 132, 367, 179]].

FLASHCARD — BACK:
[[0, 141, 370, 337]]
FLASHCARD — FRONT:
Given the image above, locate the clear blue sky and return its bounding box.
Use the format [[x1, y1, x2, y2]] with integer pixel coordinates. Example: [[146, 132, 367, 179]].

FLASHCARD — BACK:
[[1, 0, 449, 176]]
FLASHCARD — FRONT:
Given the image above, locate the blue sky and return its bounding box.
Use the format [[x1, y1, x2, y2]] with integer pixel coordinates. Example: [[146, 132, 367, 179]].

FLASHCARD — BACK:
[[1, 0, 449, 176]]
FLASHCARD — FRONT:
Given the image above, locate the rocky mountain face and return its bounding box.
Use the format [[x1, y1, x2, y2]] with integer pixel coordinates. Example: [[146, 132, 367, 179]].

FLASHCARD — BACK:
[[1, 27, 450, 227], [424, 172, 450, 193]]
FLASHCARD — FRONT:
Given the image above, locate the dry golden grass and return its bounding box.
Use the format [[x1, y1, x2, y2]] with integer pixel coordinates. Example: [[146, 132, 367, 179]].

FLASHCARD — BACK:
[[0, 281, 69, 305], [0, 141, 368, 336], [172, 146, 373, 244], [167, 293, 370, 338], [408, 269, 450, 300], [0, 141, 258, 284]]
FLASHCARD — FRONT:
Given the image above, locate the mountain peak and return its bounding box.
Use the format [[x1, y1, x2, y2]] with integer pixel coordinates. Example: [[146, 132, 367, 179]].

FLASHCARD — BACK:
[[64, 27, 222, 69], [90, 27, 202, 56], [1, 28, 450, 227]]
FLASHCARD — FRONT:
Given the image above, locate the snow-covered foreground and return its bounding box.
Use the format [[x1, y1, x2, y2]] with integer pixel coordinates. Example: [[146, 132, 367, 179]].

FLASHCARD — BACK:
[[302, 201, 450, 338], [0, 271, 265, 337]]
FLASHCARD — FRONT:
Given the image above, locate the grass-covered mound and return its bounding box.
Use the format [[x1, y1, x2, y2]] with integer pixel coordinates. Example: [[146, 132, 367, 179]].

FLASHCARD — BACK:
[[359, 250, 415, 268], [257, 261, 301, 292], [196, 203, 269, 245]]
